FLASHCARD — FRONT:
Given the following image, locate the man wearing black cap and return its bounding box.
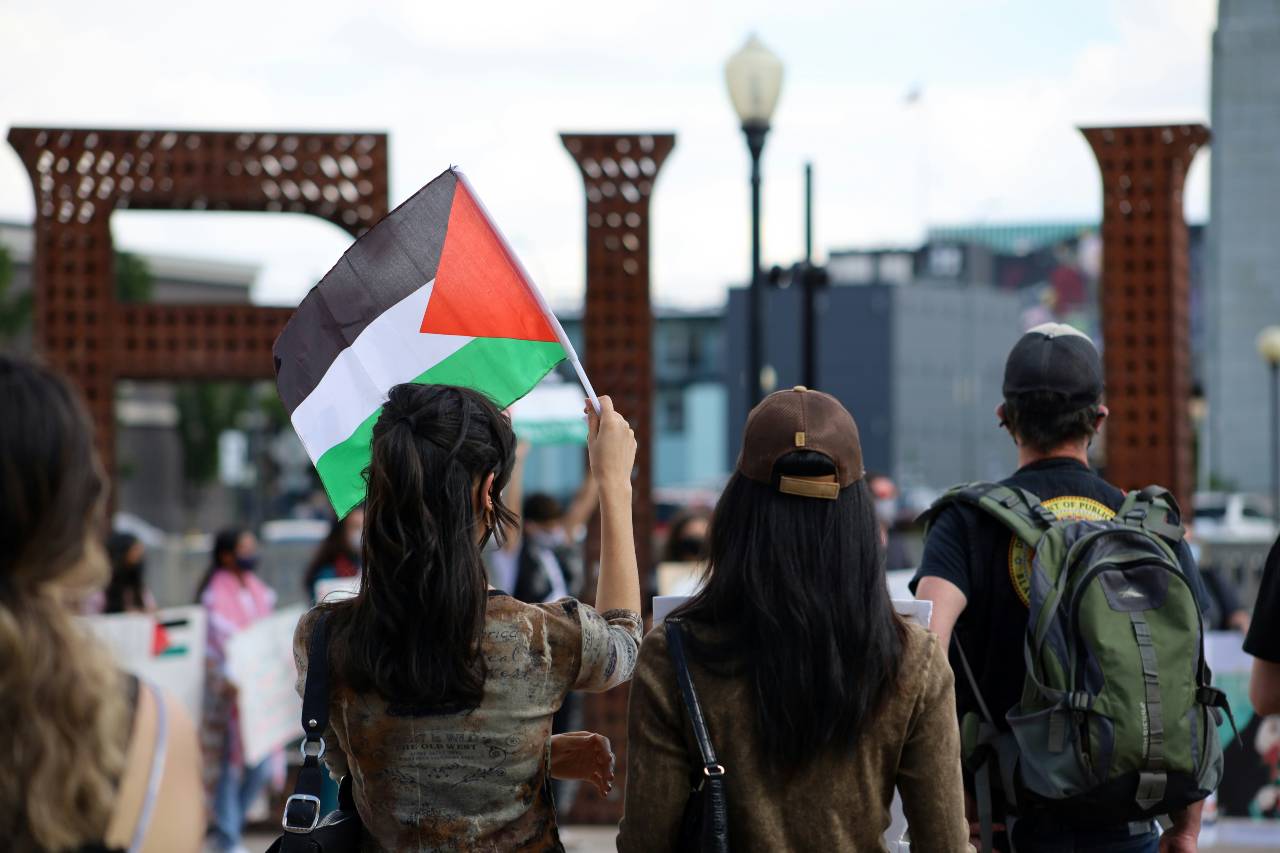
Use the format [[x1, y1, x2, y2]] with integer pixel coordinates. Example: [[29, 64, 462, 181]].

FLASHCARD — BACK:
[[913, 323, 1209, 853]]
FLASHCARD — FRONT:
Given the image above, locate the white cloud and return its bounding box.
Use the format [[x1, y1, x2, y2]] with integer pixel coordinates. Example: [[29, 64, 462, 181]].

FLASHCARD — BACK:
[[0, 0, 1217, 309]]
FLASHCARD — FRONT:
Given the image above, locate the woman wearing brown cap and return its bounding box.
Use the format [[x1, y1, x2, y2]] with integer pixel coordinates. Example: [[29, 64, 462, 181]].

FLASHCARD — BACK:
[[618, 387, 970, 851]]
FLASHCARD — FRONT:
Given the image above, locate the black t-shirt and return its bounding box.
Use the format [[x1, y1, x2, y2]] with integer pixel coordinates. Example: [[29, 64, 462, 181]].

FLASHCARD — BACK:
[[1244, 535, 1280, 663], [912, 457, 1208, 728]]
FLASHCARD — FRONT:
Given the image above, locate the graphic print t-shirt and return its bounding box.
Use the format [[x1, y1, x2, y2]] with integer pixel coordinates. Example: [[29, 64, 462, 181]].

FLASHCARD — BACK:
[[294, 592, 641, 853], [912, 457, 1206, 728]]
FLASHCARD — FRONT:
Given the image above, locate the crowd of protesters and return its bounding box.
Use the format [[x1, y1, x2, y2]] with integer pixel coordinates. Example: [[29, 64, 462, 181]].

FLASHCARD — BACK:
[[5, 318, 1280, 852]]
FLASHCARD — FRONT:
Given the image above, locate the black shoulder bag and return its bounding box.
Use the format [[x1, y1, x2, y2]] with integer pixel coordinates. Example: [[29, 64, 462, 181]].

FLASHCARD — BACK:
[[664, 619, 730, 853], [268, 613, 364, 853]]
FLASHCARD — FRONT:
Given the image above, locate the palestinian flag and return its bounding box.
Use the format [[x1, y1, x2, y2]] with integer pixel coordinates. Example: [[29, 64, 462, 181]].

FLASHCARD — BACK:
[[274, 168, 581, 517]]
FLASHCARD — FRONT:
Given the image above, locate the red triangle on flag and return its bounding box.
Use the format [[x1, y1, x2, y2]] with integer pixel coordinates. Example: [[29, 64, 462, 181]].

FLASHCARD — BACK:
[[420, 178, 559, 343]]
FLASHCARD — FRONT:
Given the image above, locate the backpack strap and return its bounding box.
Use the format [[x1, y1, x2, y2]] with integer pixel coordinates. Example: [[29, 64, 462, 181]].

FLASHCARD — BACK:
[[1117, 487, 1185, 544], [921, 482, 1056, 550]]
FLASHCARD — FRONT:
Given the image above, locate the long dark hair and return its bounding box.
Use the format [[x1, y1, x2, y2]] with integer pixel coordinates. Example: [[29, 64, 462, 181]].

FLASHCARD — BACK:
[[194, 528, 247, 602], [103, 532, 145, 613], [323, 384, 518, 708], [304, 515, 359, 593], [675, 450, 905, 772]]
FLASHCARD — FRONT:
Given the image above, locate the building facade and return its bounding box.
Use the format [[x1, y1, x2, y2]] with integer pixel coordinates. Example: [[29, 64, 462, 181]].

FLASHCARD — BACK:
[[1206, 0, 1280, 493]]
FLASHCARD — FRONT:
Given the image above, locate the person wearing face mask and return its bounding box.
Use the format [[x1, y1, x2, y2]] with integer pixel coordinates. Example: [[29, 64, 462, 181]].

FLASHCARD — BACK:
[[303, 507, 365, 603], [869, 473, 913, 571], [489, 440, 600, 604], [195, 528, 279, 853], [661, 508, 711, 564]]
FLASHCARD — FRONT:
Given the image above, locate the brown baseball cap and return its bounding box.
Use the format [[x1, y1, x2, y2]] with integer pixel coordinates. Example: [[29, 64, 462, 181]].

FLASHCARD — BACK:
[[737, 386, 864, 500]]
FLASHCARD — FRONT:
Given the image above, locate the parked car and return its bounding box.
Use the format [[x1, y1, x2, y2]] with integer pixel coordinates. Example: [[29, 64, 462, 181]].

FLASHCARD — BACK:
[[1192, 492, 1276, 543]]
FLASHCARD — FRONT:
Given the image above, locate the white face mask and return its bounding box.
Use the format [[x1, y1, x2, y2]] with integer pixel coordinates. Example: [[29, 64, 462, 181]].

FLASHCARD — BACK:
[[875, 499, 897, 525], [529, 527, 568, 548]]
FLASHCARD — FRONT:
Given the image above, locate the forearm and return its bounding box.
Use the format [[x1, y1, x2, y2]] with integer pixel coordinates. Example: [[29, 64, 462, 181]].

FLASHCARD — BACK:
[[563, 476, 599, 533], [1251, 658, 1280, 716], [594, 483, 640, 614], [1169, 799, 1203, 836]]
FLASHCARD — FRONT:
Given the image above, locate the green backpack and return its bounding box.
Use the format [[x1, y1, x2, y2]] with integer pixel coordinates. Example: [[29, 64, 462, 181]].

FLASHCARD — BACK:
[[923, 483, 1235, 850]]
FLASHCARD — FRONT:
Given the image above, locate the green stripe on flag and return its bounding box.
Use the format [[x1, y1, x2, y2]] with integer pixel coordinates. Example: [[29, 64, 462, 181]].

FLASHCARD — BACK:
[[315, 337, 566, 517]]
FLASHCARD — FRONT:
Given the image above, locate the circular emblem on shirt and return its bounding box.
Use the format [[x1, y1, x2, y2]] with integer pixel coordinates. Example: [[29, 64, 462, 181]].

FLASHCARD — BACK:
[[1007, 496, 1115, 606]]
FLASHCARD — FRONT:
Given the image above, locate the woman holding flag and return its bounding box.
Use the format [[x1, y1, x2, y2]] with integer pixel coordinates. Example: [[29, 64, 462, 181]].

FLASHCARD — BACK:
[[292, 383, 640, 850]]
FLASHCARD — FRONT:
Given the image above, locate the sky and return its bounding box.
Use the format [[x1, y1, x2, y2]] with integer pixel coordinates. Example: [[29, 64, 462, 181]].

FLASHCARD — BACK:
[[0, 0, 1218, 310]]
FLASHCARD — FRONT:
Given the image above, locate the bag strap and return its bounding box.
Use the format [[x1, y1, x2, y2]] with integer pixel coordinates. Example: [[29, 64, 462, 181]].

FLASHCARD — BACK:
[[921, 482, 1055, 551], [281, 612, 332, 847], [664, 619, 726, 788], [1117, 487, 1185, 543]]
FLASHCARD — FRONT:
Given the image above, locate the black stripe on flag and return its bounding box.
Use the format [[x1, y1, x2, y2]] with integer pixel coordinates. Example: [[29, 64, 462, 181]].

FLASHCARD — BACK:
[[273, 168, 460, 414]]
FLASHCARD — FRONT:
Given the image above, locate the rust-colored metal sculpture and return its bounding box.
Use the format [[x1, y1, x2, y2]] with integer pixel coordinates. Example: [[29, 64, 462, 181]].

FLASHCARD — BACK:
[[1081, 124, 1208, 511], [6, 127, 388, 485], [561, 131, 674, 822]]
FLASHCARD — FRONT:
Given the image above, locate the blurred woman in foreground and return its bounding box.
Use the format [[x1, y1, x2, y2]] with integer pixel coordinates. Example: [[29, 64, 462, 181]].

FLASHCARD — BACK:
[[0, 354, 202, 852], [619, 387, 970, 851]]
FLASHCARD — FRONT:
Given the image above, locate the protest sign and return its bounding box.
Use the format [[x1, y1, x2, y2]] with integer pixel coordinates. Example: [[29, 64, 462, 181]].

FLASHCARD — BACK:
[[83, 606, 206, 720], [1206, 630, 1280, 839], [226, 605, 307, 766]]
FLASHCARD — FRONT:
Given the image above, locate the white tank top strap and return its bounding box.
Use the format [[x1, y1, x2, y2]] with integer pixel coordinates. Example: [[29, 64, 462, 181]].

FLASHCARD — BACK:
[[127, 679, 169, 853]]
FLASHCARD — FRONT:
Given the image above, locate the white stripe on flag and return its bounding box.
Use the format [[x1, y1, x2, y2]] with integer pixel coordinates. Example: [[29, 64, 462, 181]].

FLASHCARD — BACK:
[[290, 280, 473, 463]]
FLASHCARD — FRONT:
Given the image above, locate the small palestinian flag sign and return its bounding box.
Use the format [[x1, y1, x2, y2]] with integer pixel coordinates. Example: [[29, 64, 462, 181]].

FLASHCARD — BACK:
[[274, 168, 582, 517]]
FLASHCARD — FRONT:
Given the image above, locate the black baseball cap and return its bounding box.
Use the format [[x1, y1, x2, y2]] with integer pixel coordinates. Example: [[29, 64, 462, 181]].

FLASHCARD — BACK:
[[1002, 323, 1103, 409]]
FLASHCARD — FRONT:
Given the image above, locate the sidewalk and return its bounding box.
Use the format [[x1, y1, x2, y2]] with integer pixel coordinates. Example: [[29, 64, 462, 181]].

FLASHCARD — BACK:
[[246, 820, 1278, 851]]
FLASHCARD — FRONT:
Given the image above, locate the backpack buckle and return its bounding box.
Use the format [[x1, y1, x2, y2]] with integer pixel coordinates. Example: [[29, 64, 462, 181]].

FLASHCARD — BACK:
[[1032, 505, 1058, 528]]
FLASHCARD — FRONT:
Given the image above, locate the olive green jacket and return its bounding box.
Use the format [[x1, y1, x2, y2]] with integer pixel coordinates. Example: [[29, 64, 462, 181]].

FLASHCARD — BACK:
[[618, 620, 971, 852]]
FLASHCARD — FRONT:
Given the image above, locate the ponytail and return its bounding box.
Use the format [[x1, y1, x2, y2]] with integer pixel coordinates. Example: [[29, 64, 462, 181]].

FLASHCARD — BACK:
[[324, 384, 518, 708]]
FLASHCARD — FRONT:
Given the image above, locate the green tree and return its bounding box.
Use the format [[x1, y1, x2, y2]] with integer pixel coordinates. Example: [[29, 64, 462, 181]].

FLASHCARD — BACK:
[[114, 251, 154, 302], [0, 244, 32, 343], [174, 381, 251, 493]]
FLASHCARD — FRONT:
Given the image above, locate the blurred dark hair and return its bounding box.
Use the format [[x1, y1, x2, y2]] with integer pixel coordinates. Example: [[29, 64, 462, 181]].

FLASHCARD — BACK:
[[194, 528, 248, 602], [304, 513, 361, 593], [673, 450, 905, 773], [522, 493, 563, 526], [103, 531, 145, 614], [322, 384, 517, 709], [1003, 391, 1102, 455], [661, 506, 712, 563]]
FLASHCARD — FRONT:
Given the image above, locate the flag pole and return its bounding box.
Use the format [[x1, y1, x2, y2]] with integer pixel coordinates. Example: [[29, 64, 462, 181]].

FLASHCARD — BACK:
[[454, 169, 602, 414]]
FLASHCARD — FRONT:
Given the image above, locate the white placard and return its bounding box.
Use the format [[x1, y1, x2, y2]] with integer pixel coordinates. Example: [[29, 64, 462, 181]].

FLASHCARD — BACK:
[[226, 605, 306, 766], [83, 606, 207, 721]]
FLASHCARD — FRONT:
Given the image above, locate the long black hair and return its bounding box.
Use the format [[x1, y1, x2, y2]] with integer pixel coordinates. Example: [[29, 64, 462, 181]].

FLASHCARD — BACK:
[[194, 528, 247, 602], [323, 384, 518, 708], [103, 532, 144, 614], [674, 450, 905, 772]]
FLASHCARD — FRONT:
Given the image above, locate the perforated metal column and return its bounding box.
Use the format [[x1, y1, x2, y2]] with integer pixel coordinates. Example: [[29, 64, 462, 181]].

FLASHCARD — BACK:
[[1081, 124, 1208, 511], [6, 127, 389, 494], [561, 132, 674, 822]]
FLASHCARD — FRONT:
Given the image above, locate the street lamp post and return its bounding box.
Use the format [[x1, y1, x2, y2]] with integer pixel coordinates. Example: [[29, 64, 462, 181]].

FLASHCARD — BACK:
[[1257, 326, 1280, 530], [725, 35, 783, 404]]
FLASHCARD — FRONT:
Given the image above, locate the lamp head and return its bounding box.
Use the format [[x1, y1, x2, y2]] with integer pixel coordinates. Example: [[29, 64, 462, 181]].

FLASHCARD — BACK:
[[1258, 326, 1280, 365], [725, 35, 784, 128]]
